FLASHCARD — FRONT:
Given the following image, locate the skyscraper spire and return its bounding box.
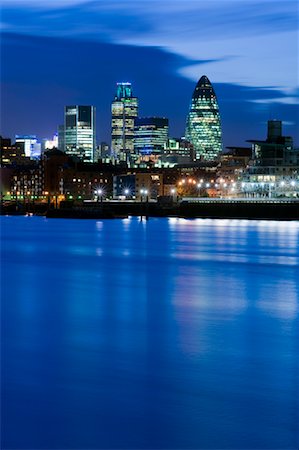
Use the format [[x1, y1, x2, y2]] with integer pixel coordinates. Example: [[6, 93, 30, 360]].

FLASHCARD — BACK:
[[185, 75, 222, 161]]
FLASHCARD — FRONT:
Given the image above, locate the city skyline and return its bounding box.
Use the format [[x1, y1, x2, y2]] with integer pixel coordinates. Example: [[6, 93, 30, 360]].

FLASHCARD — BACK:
[[1, 1, 298, 148]]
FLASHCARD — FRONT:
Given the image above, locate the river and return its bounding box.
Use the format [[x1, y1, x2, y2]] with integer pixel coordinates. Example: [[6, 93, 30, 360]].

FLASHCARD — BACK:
[[1, 216, 298, 449]]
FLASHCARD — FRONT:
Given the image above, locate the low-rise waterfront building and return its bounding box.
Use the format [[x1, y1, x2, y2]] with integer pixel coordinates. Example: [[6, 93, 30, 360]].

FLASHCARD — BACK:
[[239, 121, 299, 198]]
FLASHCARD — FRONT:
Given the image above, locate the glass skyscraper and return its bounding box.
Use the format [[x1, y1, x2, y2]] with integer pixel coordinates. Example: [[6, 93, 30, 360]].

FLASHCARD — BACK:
[[111, 82, 138, 163], [63, 105, 96, 162], [134, 117, 169, 156], [185, 75, 222, 161]]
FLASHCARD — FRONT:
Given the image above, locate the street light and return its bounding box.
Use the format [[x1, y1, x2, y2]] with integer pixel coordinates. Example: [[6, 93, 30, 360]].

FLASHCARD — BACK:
[[97, 188, 103, 202], [124, 188, 130, 199]]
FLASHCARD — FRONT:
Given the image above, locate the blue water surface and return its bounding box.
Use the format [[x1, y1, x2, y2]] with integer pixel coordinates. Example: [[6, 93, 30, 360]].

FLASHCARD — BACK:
[[1, 216, 298, 449]]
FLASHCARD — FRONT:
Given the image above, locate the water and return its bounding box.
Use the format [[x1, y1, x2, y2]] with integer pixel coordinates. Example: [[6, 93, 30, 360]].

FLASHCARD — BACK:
[[1, 216, 298, 449]]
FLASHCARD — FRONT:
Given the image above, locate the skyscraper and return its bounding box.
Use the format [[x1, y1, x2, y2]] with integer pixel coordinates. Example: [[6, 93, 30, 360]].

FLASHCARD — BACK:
[[111, 82, 138, 163], [134, 117, 169, 156], [185, 75, 222, 161], [63, 105, 96, 162]]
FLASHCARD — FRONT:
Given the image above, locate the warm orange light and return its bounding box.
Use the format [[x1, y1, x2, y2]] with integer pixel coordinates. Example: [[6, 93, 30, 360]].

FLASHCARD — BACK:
[[44, 191, 49, 195]]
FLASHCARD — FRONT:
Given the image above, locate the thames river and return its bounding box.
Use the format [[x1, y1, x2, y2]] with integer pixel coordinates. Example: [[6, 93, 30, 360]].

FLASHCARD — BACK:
[[1, 216, 298, 449]]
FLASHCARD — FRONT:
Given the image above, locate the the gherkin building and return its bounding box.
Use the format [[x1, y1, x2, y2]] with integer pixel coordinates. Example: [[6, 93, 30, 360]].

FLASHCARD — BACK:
[[185, 75, 222, 161]]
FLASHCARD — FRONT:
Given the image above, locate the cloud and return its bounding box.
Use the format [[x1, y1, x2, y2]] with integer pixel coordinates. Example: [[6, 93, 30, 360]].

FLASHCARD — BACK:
[[1, 0, 298, 102], [2, 32, 298, 146], [251, 97, 299, 105]]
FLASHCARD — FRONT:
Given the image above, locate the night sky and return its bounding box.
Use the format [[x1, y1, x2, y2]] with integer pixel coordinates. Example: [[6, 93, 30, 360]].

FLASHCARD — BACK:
[[1, 0, 298, 148]]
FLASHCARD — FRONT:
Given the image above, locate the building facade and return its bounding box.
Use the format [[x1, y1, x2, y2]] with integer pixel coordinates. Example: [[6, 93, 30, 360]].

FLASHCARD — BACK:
[[134, 117, 168, 156], [63, 105, 96, 162], [111, 82, 138, 164], [0, 137, 29, 166], [240, 120, 299, 198], [161, 138, 194, 166], [185, 75, 222, 161], [15, 135, 41, 159], [113, 172, 163, 199]]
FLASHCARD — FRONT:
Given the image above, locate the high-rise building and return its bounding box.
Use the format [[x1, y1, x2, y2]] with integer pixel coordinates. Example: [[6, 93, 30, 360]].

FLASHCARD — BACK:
[[111, 82, 138, 163], [185, 75, 222, 161], [63, 105, 96, 162], [15, 135, 41, 159], [134, 117, 169, 156]]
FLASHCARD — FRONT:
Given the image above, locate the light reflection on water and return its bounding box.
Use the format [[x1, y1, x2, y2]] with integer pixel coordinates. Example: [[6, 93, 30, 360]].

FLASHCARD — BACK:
[[1, 216, 299, 450]]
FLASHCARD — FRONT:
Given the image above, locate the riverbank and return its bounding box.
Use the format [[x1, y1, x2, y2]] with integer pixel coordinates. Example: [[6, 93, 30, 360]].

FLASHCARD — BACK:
[[1, 198, 299, 220]]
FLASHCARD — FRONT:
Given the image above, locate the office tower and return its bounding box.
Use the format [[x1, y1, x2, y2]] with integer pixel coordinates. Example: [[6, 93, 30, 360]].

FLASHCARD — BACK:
[[111, 82, 138, 163], [63, 105, 96, 162], [185, 75, 222, 161], [15, 135, 41, 159], [134, 117, 169, 156]]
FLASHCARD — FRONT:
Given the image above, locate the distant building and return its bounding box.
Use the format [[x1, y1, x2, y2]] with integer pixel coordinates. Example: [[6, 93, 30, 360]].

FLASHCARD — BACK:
[[161, 138, 194, 166], [58, 124, 65, 152], [15, 135, 41, 159], [41, 134, 58, 153], [134, 117, 168, 156], [185, 75, 222, 161], [63, 105, 96, 162], [95, 142, 110, 162], [111, 82, 138, 163], [0, 136, 29, 166]]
